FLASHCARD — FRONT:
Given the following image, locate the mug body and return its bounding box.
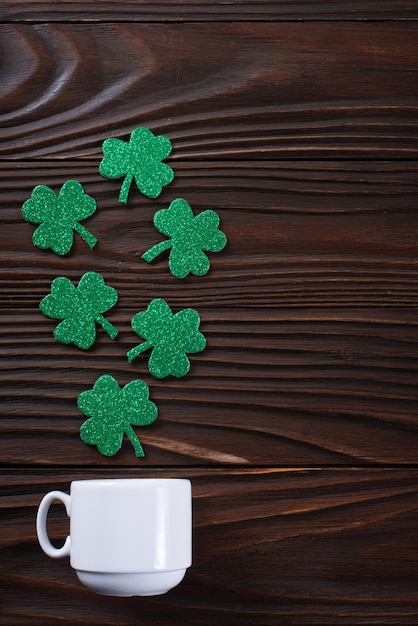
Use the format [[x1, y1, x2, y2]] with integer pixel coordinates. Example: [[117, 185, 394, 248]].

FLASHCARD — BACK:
[[37, 478, 192, 596], [69, 479, 192, 575]]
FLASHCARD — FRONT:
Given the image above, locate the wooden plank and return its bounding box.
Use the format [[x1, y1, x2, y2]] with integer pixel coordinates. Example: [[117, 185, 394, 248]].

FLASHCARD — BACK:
[[1, 308, 417, 465], [1, 23, 418, 159], [2, 468, 418, 624], [2, 161, 418, 309], [2, 159, 417, 465], [1, 1, 418, 22]]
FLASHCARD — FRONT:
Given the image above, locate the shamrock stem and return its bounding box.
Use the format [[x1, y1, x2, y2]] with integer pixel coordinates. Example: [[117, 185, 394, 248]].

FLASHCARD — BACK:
[[142, 240, 172, 263], [127, 341, 151, 363], [119, 174, 133, 205], [125, 425, 145, 457], [74, 223, 97, 249], [95, 314, 119, 339]]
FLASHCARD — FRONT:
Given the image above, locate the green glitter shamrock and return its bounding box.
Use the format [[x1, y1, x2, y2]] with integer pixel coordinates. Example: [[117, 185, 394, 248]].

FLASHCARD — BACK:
[[99, 127, 174, 205], [142, 198, 227, 278], [39, 271, 119, 349], [127, 298, 206, 378], [22, 180, 97, 255], [78, 375, 158, 457]]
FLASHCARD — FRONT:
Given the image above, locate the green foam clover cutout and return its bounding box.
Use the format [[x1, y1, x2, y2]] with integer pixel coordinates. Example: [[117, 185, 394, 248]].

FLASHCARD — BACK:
[[78, 375, 158, 457], [127, 298, 206, 378], [22, 180, 97, 255], [39, 271, 119, 349], [142, 198, 227, 278], [99, 127, 174, 205]]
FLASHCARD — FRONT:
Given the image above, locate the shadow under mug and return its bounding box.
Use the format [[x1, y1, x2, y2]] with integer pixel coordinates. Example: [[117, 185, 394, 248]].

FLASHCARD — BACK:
[[36, 478, 192, 596]]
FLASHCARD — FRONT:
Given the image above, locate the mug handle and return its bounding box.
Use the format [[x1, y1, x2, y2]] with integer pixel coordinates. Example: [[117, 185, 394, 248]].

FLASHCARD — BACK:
[[36, 490, 71, 558]]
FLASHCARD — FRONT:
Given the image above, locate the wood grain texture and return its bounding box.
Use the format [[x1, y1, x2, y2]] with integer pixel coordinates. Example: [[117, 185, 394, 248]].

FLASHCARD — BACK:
[[1, 158, 417, 466], [2, 469, 418, 624], [1, 23, 418, 159], [1, 306, 417, 465], [1, 6, 418, 624], [2, 161, 418, 308], [1, 0, 418, 22]]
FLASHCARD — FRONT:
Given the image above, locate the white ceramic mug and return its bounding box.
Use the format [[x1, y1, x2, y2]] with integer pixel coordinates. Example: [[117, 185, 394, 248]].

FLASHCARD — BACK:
[[36, 478, 192, 596]]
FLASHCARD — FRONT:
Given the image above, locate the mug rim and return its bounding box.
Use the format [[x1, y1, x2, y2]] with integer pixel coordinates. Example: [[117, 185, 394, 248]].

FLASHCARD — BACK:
[[70, 478, 191, 488]]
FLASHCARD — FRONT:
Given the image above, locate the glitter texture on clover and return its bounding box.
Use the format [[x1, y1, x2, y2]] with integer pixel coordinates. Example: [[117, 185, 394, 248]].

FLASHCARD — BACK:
[[78, 375, 158, 457], [22, 180, 97, 256], [39, 271, 119, 350], [142, 198, 227, 278], [99, 127, 174, 204], [127, 298, 206, 378]]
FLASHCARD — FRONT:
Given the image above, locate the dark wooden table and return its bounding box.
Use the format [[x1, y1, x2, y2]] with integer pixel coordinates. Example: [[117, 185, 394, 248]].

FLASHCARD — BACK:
[[1, 2, 418, 624]]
